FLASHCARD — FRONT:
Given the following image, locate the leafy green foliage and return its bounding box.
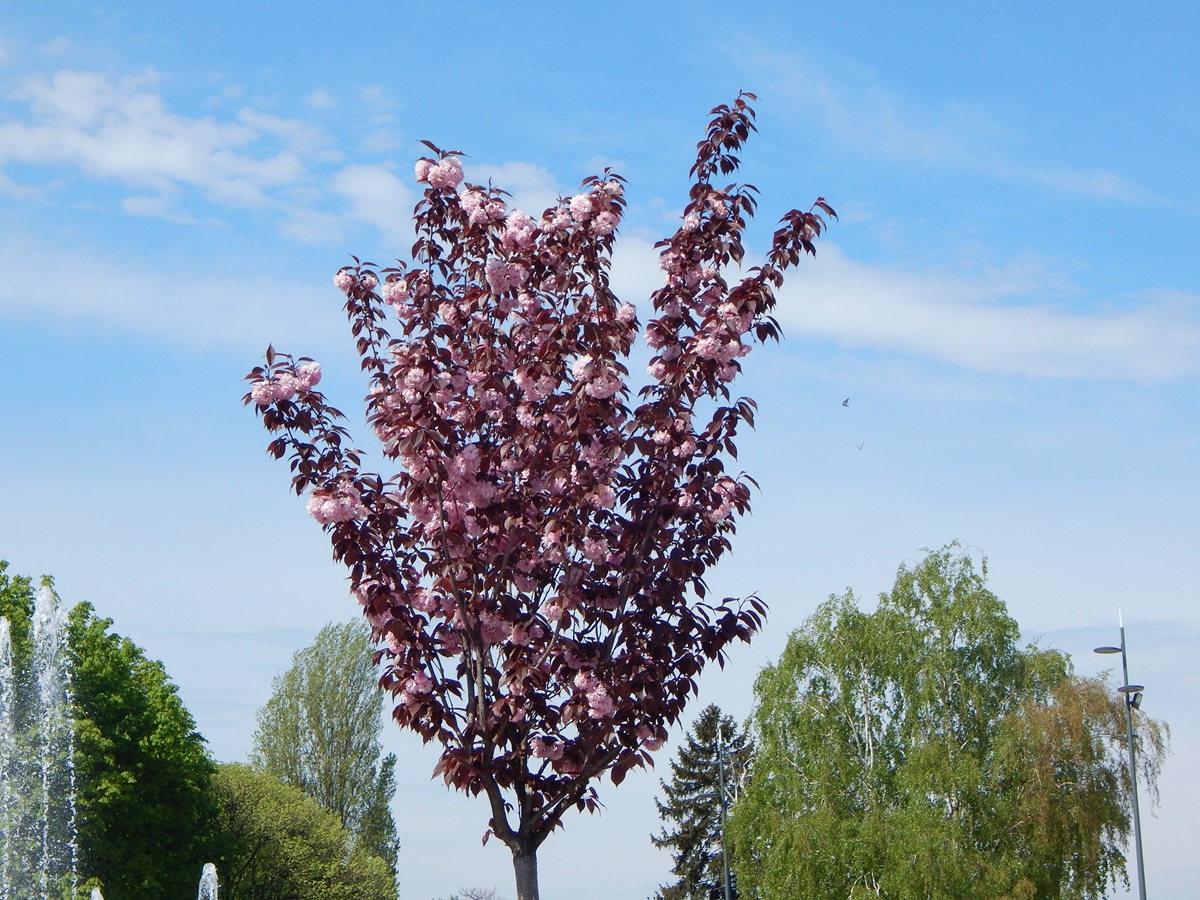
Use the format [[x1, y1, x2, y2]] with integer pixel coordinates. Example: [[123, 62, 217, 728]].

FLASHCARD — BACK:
[[1, 562, 219, 900], [251, 619, 400, 879], [212, 763, 396, 900], [653, 704, 751, 900], [69, 601, 221, 899], [728, 544, 1169, 900]]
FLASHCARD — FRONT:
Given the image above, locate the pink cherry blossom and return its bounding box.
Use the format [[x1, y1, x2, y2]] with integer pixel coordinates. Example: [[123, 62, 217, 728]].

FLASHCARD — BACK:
[[427, 157, 463, 191], [586, 685, 616, 719], [296, 362, 322, 390], [333, 268, 356, 292], [268, 374, 298, 402], [570, 356, 593, 381], [568, 193, 594, 222], [637, 724, 664, 751], [414, 158, 433, 182], [540, 207, 573, 234], [249, 379, 275, 407], [410, 588, 440, 614], [486, 260, 530, 294], [502, 211, 537, 251], [306, 480, 369, 525], [530, 737, 564, 760], [591, 210, 619, 236], [382, 277, 410, 308]]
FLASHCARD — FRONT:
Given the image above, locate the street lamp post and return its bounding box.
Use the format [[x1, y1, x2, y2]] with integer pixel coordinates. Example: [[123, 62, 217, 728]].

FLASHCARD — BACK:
[[715, 722, 733, 900], [1095, 612, 1147, 900]]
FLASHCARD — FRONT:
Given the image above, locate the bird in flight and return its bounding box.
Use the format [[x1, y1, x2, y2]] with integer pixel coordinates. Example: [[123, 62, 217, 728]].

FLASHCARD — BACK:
[[856, 442, 865, 450], [842, 398, 850, 407]]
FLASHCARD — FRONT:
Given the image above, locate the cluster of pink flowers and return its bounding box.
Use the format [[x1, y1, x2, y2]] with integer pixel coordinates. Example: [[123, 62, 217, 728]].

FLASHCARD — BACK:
[[382, 276, 410, 310], [502, 210, 537, 251], [706, 477, 742, 524], [574, 671, 616, 719], [569, 356, 623, 400], [529, 736, 564, 760], [415, 156, 463, 191], [398, 670, 434, 707], [539, 206, 573, 234], [486, 260, 530, 295], [305, 479, 369, 525], [637, 724, 664, 751], [249, 363, 321, 406], [333, 268, 356, 292], [462, 190, 507, 227]]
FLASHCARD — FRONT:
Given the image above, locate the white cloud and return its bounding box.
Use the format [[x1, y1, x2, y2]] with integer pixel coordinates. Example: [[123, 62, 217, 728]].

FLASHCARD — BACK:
[[358, 85, 399, 111], [0, 170, 39, 199], [0, 69, 311, 209], [40, 37, 72, 58], [609, 234, 1200, 380], [464, 160, 562, 216], [278, 206, 348, 245], [303, 88, 338, 109], [331, 164, 415, 247], [359, 128, 404, 155], [777, 243, 1200, 379], [0, 235, 345, 353]]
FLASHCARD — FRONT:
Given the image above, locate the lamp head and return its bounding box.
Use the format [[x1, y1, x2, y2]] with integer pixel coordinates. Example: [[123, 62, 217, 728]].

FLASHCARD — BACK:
[[1094, 646, 1122, 655]]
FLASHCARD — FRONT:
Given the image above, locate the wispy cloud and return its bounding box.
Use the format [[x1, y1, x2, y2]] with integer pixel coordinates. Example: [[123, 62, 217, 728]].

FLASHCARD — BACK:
[[610, 235, 1200, 381], [331, 163, 415, 248], [303, 88, 338, 110], [778, 243, 1200, 379], [0, 235, 344, 353], [754, 49, 1147, 203], [0, 66, 417, 243], [0, 69, 314, 210], [465, 160, 563, 217]]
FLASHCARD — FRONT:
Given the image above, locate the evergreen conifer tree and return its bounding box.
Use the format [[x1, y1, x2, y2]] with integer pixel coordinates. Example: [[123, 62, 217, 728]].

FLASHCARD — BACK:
[[652, 704, 751, 900]]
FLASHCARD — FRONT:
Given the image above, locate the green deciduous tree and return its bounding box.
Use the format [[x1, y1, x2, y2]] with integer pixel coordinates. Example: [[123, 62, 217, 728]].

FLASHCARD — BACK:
[[652, 704, 751, 900], [1, 563, 220, 900], [728, 544, 1169, 900], [212, 762, 396, 900], [69, 602, 221, 899], [252, 620, 400, 878]]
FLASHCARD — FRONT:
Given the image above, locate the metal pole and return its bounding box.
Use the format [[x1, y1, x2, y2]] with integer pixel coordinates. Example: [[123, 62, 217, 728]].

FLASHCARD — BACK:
[[1120, 617, 1148, 900], [716, 722, 733, 900]]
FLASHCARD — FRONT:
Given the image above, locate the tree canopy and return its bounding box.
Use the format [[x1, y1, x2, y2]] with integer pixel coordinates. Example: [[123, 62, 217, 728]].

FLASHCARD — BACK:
[[0, 562, 220, 900], [252, 619, 400, 878], [244, 93, 831, 900], [212, 762, 396, 900], [69, 602, 221, 899], [728, 544, 1169, 900]]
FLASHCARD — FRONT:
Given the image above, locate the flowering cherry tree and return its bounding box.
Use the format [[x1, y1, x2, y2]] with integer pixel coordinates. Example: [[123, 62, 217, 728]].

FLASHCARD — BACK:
[[245, 94, 832, 900]]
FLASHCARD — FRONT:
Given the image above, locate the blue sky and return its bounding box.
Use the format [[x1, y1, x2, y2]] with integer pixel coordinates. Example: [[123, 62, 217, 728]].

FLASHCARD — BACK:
[[1, 2, 1197, 897]]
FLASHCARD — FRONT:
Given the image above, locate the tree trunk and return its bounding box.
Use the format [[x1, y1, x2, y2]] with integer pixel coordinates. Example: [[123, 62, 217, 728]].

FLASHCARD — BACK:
[[512, 848, 540, 900]]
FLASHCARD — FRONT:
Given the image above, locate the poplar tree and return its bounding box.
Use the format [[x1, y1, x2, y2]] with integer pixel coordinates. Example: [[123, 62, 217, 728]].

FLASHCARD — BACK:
[[252, 619, 400, 878]]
